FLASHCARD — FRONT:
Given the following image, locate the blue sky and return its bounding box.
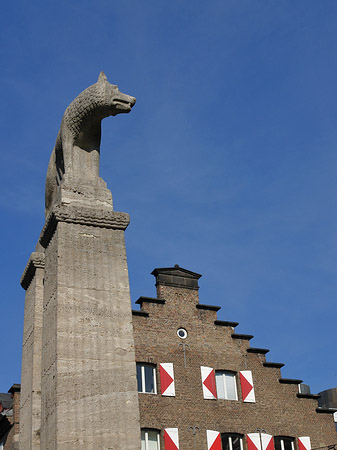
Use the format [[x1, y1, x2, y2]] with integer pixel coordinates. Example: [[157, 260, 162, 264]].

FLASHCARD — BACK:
[[1, 1, 337, 395]]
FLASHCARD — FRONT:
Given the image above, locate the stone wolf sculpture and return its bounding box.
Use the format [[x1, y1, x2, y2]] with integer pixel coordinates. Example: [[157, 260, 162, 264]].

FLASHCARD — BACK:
[[45, 72, 136, 217]]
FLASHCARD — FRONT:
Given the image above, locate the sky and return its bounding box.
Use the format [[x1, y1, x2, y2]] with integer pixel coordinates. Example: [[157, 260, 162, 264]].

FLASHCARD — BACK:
[[1, 1, 337, 396]]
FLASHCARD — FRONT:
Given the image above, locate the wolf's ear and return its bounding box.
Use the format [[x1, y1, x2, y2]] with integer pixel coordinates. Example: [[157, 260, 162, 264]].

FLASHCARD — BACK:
[[98, 72, 107, 83]]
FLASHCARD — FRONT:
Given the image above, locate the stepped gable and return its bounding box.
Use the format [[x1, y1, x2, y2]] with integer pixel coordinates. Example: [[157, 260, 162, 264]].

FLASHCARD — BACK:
[[132, 265, 336, 450]]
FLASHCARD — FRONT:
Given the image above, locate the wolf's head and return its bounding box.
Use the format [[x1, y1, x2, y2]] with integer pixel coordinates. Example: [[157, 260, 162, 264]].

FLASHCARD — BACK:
[[97, 72, 136, 116]]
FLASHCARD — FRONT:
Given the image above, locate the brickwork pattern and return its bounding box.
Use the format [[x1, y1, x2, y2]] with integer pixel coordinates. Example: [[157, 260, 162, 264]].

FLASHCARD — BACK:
[[133, 280, 336, 450]]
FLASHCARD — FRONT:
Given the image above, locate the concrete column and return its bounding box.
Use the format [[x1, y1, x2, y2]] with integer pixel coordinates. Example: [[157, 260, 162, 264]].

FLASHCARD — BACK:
[[38, 203, 140, 450], [20, 252, 45, 450]]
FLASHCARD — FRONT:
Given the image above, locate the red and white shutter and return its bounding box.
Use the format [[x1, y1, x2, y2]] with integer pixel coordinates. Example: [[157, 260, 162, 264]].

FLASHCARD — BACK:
[[240, 370, 255, 402], [247, 433, 274, 450], [247, 433, 262, 450], [164, 428, 179, 450], [160, 363, 175, 396], [247, 433, 261, 450], [201, 366, 217, 399], [261, 434, 274, 450], [298, 437, 311, 450], [207, 430, 222, 450]]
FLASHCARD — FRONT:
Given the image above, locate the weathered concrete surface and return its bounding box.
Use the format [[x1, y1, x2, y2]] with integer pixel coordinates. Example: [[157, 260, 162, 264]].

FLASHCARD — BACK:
[[38, 203, 140, 450], [20, 252, 45, 450]]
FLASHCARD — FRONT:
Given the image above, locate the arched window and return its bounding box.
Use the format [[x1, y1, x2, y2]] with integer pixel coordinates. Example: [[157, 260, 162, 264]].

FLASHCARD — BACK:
[[274, 436, 295, 450], [141, 428, 161, 450], [221, 433, 243, 450], [136, 363, 157, 394]]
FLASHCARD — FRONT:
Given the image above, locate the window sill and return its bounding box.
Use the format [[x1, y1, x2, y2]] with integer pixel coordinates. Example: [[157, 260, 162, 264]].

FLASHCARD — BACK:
[[138, 391, 157, 395]]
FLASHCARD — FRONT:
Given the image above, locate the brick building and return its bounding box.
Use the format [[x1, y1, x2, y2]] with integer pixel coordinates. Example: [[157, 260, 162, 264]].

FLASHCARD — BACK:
[[0, 385, 20, 450], [132, 265, 337, 450]]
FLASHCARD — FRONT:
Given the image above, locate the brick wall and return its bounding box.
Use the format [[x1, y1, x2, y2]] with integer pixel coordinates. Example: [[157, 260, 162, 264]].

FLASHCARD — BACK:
[[132, 266, 336, 450]]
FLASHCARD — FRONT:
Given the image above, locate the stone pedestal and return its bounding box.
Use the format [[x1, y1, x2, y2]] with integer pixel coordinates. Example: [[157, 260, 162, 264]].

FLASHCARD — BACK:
[[20, 200, 140, 449]]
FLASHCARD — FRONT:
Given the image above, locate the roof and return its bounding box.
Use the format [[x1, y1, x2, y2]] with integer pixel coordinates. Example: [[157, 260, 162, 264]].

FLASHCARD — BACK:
[[0, 393, 13, 412], [151, 264, 202, 279], [151, 264, 202, 290]]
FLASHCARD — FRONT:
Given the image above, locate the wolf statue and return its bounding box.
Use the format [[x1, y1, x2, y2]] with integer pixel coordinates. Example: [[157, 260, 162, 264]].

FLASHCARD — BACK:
[[45, 72, 136, 217]]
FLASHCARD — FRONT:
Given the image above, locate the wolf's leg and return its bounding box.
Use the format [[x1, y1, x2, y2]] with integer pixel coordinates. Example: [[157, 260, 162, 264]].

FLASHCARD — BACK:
[[60, 128, 75, 180], [54, 132, 64, 183], [45, 146, 57, 217]]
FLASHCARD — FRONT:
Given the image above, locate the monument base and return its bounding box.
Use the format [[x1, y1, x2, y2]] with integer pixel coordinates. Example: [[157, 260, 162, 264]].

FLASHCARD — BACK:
[[21, 201, 140, 450]]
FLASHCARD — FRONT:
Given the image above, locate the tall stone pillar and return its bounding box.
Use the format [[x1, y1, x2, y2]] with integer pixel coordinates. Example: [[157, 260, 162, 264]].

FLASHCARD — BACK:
[[38, 202, 140, 449], [20, 252, 45, 450], [20, 74, 140, 449]]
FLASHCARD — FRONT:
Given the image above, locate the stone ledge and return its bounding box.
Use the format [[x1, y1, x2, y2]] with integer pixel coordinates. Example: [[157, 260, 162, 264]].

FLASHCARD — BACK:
[[21, 252, 45, 290], [40, 204, 130, 248], [132, 310, 149, 317], [232, 333, 254, 340], [247, 347, 269, 355], [214, 320, 239, 328], [297, 393, 320, 400], [279, 378, 303, 384], [263, 362, 285, 368], [135, 297, 166, 305], [316, 407, 337, 414], [197, 304, 221, 312]]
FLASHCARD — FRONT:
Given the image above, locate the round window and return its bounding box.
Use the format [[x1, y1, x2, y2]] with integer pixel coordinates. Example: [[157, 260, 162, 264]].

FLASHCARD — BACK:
[[177, 328, 188, 339]]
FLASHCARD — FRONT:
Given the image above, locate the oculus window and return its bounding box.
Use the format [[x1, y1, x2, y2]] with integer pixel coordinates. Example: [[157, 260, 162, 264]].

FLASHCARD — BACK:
[[177, 328, 188, 339]]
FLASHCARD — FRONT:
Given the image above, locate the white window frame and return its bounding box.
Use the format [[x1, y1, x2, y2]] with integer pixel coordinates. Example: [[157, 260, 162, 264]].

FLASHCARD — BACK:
[[141, 428, 161, 450], [215, 371, 238, 400], [275, 437, 295, 450], [222, 434, 243, 450], [137, 363, 157, 394]]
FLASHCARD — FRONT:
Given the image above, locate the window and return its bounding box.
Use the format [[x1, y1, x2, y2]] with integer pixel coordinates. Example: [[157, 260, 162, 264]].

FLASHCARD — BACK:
[[215, 371, 238, 400], [221, 433, 243, 450], [274, 437, 295, 450], [141, 429, 160, 450], [177, 328, 188, 339], [137, 363, 157, 394]]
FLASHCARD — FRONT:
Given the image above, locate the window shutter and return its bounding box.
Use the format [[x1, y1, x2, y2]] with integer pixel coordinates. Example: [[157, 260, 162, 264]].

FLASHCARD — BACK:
[[239, 370, 255, 402], [207, 430, 222, 450], [160, 363, 175, 396], [247, 433, 262, 450], [164, 428, 179, 450], [298, 437, 311, 450], [201, 366, 217, 399], [261, 434, 274, 450], [247, 433, 273, 450]]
